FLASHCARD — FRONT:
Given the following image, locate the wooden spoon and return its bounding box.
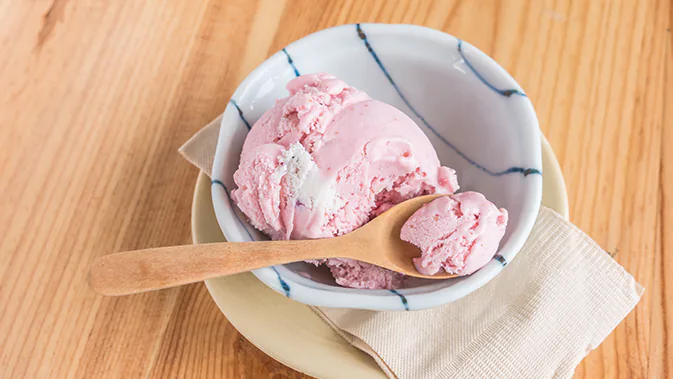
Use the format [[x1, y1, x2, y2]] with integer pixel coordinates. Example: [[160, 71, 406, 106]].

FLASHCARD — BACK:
[[88, 194, 456, 296]]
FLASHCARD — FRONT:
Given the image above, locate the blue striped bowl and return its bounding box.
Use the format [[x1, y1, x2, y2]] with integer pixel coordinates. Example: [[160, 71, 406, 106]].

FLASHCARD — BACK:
[[211, 24, 542, 311]]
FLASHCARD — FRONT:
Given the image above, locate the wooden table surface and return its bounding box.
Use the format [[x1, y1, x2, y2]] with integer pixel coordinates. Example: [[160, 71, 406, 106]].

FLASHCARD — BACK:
[[1, 0, 671, 378]]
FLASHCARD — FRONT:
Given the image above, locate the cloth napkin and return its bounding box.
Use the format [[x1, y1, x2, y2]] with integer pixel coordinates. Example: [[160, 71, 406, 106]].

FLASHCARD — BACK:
[[180, 116, 643, 379]]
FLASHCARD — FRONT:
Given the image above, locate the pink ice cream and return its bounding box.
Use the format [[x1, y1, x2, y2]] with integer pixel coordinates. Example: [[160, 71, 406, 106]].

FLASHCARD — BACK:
[[400, 192, 508, 276], [231, 73, 459, 289]]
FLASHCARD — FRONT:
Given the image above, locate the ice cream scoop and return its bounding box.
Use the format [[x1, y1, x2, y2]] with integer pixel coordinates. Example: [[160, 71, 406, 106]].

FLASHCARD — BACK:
[[88, 194, 455, 297], [401, 192, 508, 276]]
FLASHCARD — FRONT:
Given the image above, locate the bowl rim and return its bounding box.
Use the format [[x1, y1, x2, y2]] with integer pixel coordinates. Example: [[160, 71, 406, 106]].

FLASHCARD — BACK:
[[211, 23, 542, 311]]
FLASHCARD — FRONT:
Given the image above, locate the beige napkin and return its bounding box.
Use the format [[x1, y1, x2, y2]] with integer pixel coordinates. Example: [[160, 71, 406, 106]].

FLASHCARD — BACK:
[[180, 117, 643, 379]]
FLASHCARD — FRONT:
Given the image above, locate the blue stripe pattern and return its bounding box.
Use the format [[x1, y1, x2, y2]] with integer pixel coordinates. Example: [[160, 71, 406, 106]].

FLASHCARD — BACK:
[[272, 267, 291, 297], [282, 48, 301, 77], [212, 179, 292, 297], [229, 99, 251, 130], [355, 23, 540, 177], [457, 40, 526, 97], [494, 254, 508, 266], [389, 289, 409, 311]]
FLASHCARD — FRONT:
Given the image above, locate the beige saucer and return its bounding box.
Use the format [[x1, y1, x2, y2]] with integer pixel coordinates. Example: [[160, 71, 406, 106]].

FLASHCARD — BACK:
[[192, 136, 569, 379]]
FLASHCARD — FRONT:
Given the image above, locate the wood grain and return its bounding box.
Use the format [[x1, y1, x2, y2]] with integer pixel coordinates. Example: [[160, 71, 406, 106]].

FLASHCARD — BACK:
[[0, 0, 669, 378]]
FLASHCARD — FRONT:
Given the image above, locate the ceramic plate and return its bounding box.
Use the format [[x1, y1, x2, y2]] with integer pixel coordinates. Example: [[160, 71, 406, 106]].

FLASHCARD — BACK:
[[191, 135, 568, 378]]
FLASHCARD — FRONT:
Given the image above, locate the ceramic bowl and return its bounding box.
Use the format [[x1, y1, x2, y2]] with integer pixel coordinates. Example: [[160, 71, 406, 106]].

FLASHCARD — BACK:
[[211, 23, 542, 311]]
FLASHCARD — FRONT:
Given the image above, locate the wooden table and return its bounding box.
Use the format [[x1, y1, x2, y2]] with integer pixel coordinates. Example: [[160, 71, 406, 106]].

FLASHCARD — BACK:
[[1, 0, 670, 377]]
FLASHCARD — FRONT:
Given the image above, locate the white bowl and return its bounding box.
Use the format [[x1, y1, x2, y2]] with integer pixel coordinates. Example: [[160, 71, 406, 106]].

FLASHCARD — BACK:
[[211, 23, 542, 311]]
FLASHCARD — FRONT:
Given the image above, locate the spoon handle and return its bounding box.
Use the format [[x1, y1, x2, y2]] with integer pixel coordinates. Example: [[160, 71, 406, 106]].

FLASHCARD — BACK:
[[88, 238, 345, 296]]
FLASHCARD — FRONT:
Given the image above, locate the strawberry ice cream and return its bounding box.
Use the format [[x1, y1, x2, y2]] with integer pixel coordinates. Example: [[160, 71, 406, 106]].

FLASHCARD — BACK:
[[231, 73, 459, 289], [400, 192, 508, 276]]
